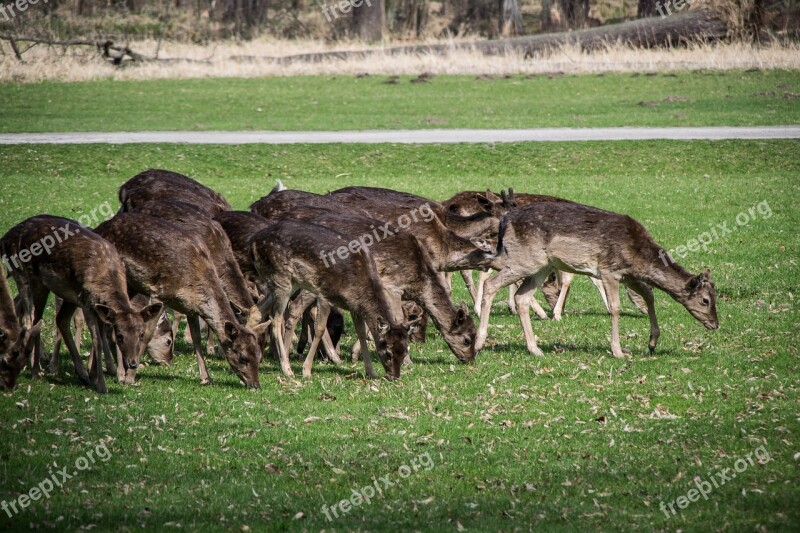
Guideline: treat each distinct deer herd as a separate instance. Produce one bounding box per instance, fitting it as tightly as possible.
[0,169,719,393]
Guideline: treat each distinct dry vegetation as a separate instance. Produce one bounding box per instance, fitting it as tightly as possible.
[1,38,798,83]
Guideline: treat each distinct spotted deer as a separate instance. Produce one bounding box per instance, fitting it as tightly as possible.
[250,220,416,380]
[0,215,162,393]
[0,267,40,391]
[273,208,478,369]
[475,202,719,357]
[95,213,266,387]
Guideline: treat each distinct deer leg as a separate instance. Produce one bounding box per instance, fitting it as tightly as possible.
[507,281,518,315]
[297,308,312,355]
[171,310,183,341]
[444,271,453,294]
[268,288,294,378]
[100,324,125,383]
[27,285,49,379]
[83,310,108,394]
[473,270,491,317]
[321,330,342,364]
[514,277,544,356]
[187,314,212,385]
[625,279,659,353]
[625,286,649,314]
[284,291,314,354]
[352,314,378,379]
[591,277,610,313]
[351,336,362,362]
[476,269,526,351]
[55,300,91,386]
[600,274,626,358]
[552,271,574,321]
[460,270,478,302]
[302,301,332,378]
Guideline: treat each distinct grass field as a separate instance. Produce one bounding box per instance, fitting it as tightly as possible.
[1,70,800,133]
[0,139,798,531]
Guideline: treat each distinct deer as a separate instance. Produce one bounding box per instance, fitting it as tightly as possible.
[0,215,163,393]
[443,189,647,319]
[475,202,719,358]
[250,220,416,380]
[212,210,344,362]
[271,208,477,368]
[0,266,41,391]
[49,296,173,372]
[94,213,266,388]
[118,169,232,214]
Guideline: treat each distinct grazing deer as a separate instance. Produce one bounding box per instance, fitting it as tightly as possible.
[130,294,174,365]
[95,213,266,387]
[119,169,231,214]
[475,203,719,357]
[250,220,415,380]
[274,209,478,366]
[1,216,162,393]
[444,189,646,319]
[0,267,40,391]
[213,210,343,361]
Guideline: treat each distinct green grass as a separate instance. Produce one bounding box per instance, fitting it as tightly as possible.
[1,70,799,133]
[0,140,798,532]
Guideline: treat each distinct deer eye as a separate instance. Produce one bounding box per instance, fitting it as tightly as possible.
[165,339,172,347]
[463,337,471,346]
[238,355,249,365]
[701,298,710,306]
[116,335,124,345]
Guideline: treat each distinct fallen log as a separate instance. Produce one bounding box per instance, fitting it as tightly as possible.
[273,10,729,63]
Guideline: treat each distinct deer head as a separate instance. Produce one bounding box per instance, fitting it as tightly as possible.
[0,322,41,391]
[96,302,164,370]
[146,312,174,365]
[374,317,415,380]
[220,321,262,388]
[683,270,719,330]
[447,301,477,363]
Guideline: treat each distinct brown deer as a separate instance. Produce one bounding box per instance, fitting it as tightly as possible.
[273,208,477,367]
[212,210,343,362]
[1,215,162,393]
[475,203,719,357]
[119,169,231,214]
[250,220,415,380]
[0,267,40,391]
[444,189,647,319]
[95,213,265,387]
[131,294,174,365]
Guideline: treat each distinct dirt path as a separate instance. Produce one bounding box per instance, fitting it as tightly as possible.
[1,127,799,145]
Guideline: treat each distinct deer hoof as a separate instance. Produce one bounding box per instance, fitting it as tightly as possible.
[200,377,213,385]
[95,383,108,394]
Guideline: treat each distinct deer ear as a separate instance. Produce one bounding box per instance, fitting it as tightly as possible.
[702,269,711,281]
[140,302,164,323]
[251,319,271,335]
[224,321,239,341]
[476,194,492,211]
[686,273,706,292]
[456,302,470,324]
[94,304,116,324]
[230,302,247,321]
[377,317,390,336]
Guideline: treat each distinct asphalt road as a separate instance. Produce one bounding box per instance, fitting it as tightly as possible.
[1,127,799,145]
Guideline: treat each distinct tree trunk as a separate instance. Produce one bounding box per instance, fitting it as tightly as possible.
[77,0,94,16]
[352,0,386,42]
[501,0,523,36]
[637,0,660,18]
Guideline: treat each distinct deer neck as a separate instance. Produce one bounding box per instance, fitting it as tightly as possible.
[640,255,693,305]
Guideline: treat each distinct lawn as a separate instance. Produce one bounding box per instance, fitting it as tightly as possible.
[1,70,799,133]
[0,140,798,531]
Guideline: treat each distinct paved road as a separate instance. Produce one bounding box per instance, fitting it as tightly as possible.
[1,127,799,145]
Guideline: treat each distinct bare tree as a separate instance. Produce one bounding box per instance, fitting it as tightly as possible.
[352,0,386,41]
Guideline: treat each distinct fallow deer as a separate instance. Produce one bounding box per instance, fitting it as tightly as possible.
[250,220,415,380]
[0,267,40,391]
[0,216,162,393]
[475,202,719,357]
[95,213,265,387]
[118,169,231,214]
[273,209,477,368]
[212,210,343,361]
